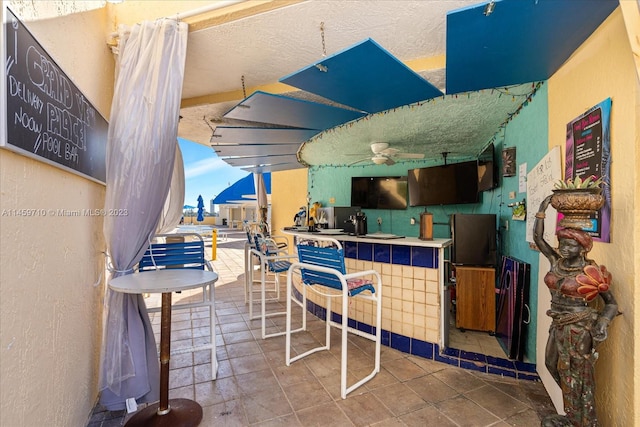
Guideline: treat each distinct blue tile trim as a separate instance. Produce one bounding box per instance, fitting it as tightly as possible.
[291,286,539,382]
[390,332,411,353]
[487,356,516,370]
[344,241,357,259]
[460,359,487,373]
[331,312,342,324]
[391,245,411,265]
[411,246,435,268]
[373,243,391,263]
[515,360,537,373]
[460,350,487,363]
[339,240,443,268]
[439,345,460,358]
[410,339,433,359]
[358,322,373,335]
[357,242,373,261]
[435,352,460,367]
[381,329,391,347]
[517,372,541,381]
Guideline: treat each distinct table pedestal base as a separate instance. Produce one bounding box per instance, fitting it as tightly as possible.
[125,398,203,427]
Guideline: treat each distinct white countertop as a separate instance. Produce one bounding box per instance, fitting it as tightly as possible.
[281,228,452,248]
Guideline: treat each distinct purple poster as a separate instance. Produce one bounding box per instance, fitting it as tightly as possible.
[565,98,611,242]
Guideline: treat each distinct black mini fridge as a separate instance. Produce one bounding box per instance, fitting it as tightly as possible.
[450,214,497,267]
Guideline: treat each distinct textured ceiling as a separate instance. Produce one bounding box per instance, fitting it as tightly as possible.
[179,0,457,99]
[176,0,481,155]
[171,0,617,171]
[299,83,541,167]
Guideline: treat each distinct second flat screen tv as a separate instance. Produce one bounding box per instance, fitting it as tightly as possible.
[351,176,408,210]
[408,161,479,206]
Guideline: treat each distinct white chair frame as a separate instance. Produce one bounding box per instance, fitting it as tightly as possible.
[243,226,289,304]
[249,234,303,339]
[285,236,382,399]
[141,232,217,380]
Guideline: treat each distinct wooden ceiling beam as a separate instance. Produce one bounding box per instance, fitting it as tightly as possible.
[183,0,305,33]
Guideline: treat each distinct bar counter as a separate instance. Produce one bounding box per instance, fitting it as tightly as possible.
[281,229,452,356]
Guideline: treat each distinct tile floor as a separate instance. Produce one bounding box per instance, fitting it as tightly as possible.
[448,319,506,359]
[88,229,556,426]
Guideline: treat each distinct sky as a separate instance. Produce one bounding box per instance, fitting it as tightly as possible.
[178,138,249,213]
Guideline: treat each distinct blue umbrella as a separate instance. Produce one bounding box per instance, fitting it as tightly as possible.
[196,195,205,222]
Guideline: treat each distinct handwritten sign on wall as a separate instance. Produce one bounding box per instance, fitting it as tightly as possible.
[526,146,561,244]
[2,8,107,183]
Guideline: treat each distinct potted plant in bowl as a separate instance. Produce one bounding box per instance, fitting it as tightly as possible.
[551,175,605,229]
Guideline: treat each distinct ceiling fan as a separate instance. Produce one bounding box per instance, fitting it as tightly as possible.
[348,142,425,166]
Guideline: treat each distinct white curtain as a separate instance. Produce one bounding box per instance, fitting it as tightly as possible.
[156,144,186,234]
[100,19,188,411]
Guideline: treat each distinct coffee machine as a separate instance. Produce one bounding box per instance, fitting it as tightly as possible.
[348,212,368,236]
[316,206,362,233]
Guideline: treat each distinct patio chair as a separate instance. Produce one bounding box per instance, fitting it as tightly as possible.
[248,233,302,339]
[285,236,382,399]
[243,223,289,304]
[138,232,217,380]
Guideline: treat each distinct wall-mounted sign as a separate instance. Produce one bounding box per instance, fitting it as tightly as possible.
[526,146,561,245]
[1,7,107,183]
[565,98,611,242]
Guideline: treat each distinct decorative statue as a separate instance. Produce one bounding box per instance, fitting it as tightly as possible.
[534,195,619,427]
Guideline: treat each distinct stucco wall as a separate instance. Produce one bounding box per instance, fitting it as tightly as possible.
[546,8,638,426]
[0,3,113,426]
[271,169,308,251]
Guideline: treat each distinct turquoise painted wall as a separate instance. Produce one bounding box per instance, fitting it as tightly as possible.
[309,158,482,238]
[492,83,549,363]
[307,83,549,362]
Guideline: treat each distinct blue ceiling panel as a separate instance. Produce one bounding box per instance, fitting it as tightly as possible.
[279,38,444,114]
[223,91,365,129]
[445,0,618,94]
[211,126,318,144]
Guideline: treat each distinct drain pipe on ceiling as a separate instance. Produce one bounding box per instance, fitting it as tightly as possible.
[106,0,249,47]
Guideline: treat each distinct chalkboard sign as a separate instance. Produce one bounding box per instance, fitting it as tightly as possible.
[2,7,107,183]
[526,146,561,244]
[565,98,611,242]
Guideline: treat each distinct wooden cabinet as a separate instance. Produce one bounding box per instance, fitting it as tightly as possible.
[455,266,496,333]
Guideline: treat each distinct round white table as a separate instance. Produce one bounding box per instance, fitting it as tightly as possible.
[109,269,218,427]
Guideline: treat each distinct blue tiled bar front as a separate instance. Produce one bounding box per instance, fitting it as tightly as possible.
[283,232,450,347]
[283,232,539,380]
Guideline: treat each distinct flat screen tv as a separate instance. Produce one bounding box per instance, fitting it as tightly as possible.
[477,143,497,191]
[408,161,479,206]
[351,176,408,210]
